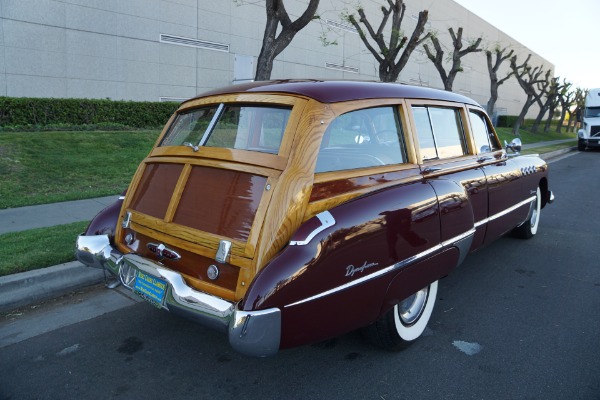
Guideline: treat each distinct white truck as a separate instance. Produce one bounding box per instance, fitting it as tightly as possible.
[578,88,600,151]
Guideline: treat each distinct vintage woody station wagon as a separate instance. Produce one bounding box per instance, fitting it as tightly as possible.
[76,80,554,357]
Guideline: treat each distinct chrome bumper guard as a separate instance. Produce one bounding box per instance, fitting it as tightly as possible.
[76,234,281,357]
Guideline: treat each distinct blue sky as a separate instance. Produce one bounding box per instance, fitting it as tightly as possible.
[452,0,600,90]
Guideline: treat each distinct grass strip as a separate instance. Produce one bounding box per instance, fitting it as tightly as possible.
[522,141,577,155]
[0,221,89,277]
[0,130,159,209]
[495,127,576,145]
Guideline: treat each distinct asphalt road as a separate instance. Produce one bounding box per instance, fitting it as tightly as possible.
[1,151,599,400]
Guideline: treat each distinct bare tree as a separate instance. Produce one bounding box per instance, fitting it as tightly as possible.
[555,80,574,134]
[345,0,430,82]
[485,46,514,116]
[255,0,320,81]
[542,78,569,133]
[531,76,558,133]
[568,88,586,132]
[509,54,546,135]
[423,27,482,91]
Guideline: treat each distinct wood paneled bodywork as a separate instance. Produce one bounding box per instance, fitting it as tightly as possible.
[83,81,552,351]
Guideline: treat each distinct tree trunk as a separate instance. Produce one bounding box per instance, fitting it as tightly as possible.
[255,34,278,81]
[487,82,499,116]
[556,108,567,133]
[254,0,320,81]
[543,105,556,133]
[513,96,534,136]
[531,106,546,133]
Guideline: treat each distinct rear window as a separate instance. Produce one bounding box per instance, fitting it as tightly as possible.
[161,104,291,154]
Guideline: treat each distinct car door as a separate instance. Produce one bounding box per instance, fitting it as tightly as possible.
[408,102,488,255]
[467,108,529,245]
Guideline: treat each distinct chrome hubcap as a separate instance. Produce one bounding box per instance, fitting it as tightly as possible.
[530,209,538,228]
[530,192,540,228]
[398,286,429,325]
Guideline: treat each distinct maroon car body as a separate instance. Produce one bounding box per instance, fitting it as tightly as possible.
[76,80,553,356]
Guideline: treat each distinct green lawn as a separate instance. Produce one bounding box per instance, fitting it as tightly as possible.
[0,130,159,209]
[0,221,89,276]
[495,126,576,145]
[0,126,578,276]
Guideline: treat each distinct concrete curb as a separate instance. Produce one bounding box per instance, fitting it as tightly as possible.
[540,146,577,161]
[0,261,104,312]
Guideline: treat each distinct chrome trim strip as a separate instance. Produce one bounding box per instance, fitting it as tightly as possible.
[285,228,476,308]
[121,211,131,229]
[289,211,336,246]
[229,308,281,357]
[118,196,126,200]
[198,103,225,147]
[473,195,536,228]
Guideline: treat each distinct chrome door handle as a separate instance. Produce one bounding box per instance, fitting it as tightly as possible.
[422,167,441,174]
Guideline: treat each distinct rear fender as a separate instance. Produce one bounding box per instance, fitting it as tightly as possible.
[242,181,442,348]
[82,191,126,243]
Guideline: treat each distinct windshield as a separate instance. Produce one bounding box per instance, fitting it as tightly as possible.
[161,104,291,154]
[584,107,600,118]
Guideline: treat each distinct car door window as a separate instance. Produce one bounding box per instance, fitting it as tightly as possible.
[412,106,467,160]
[470,111,500,153]
[315,107,407,173]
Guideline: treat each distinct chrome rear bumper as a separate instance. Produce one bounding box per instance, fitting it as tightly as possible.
[76,234,280,357]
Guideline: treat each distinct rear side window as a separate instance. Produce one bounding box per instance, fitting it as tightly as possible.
[412,106,467,161]
[315,106,407,173]
[469,111,500,153]
[161,104,291,154]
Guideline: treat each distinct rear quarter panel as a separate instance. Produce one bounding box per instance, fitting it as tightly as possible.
[242,181,443,348]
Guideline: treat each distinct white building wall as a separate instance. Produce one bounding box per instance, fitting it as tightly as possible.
[0,0,553,117]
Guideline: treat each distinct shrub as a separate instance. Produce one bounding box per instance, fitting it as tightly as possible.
[0,97,179,129]
[496,115,519,127]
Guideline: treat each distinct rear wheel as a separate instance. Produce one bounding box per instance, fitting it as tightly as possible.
[364,281,438,351]
[512,186,541,239]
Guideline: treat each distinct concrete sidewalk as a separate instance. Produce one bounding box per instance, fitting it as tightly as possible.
[0,196,119,312]
[0,195,119,235]
[0,144,578,312]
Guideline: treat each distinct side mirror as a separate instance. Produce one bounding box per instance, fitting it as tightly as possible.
[504,138,522,154]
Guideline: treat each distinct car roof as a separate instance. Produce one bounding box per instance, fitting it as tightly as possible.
[186,80,481,107]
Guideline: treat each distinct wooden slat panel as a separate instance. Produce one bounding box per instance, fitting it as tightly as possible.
[149,147,288,170]
[130,211,246,256]
[173,167,267,242]
[164,164,191,223]
[144,156,280,178]
[128,163,184,220]
[252,99,335,272]
[128,219,253,269]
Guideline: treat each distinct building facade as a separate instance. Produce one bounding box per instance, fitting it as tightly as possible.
[0,0,553,116]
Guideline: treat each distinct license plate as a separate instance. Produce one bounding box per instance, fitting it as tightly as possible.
[133,270,167,307]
